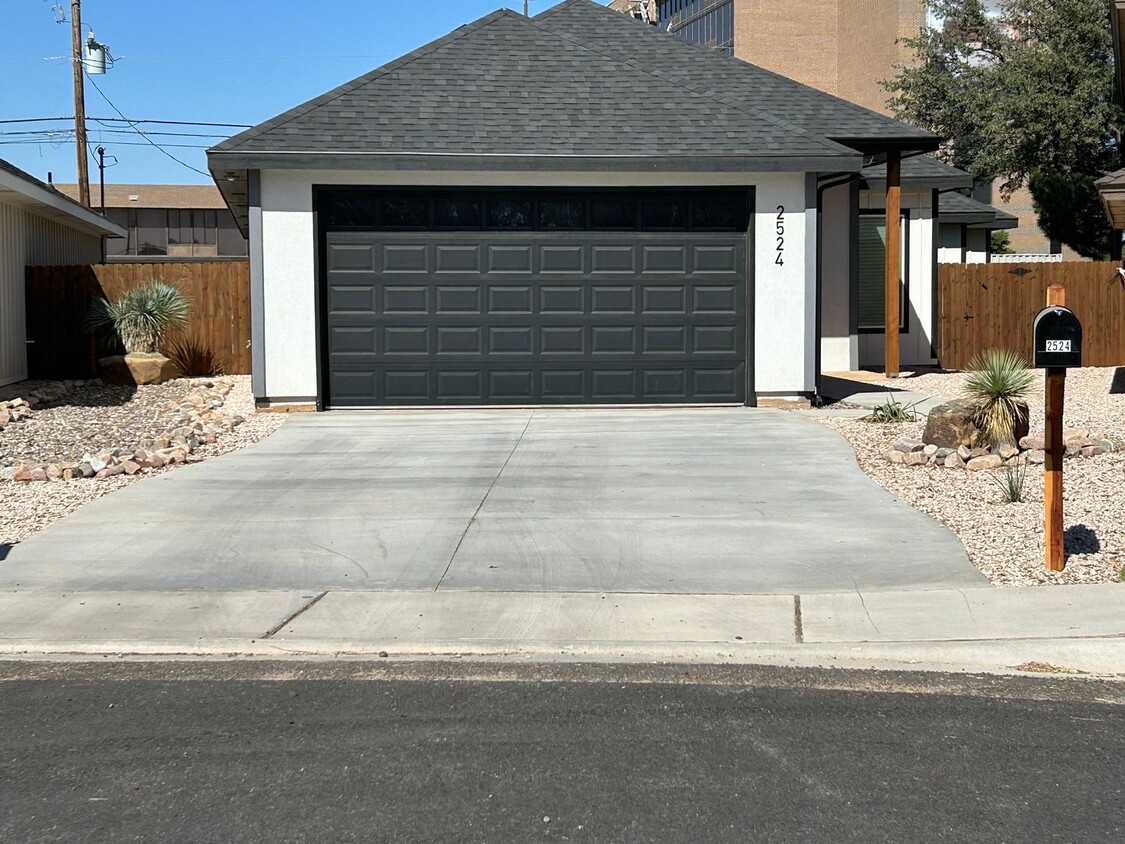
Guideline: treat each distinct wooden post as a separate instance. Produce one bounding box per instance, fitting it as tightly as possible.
[884,150,901,377]
[1044,283,1066,572]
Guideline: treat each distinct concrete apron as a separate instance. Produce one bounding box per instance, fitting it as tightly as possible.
[1,585,1122,677]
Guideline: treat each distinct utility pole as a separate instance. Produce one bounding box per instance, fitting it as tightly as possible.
[523,0,529,15]
[71,0,90,207]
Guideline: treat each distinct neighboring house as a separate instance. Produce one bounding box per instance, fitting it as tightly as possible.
[208,0,969,410]
[608,0,657,22]
[55,184,247,260]
[0,158,125,387]
[936,192,1017,265]
[1096,2,1125,237]
[651,0,925,114]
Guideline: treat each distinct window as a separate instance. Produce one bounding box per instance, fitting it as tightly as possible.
[379,196,428,228]
[539,197,586,230]
[640,195,687,229]
[103,207,247,258]
[590,197,635,229]
[691,193,746,231]
[857,213,908,332]
[434,197,482,228]
[486,197,533,229]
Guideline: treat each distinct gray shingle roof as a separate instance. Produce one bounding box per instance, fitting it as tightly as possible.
[534,0,940,150]
[862,156,973,189]
[210,0,943,176]
[938,192,1018,229]
[211,8,852,168]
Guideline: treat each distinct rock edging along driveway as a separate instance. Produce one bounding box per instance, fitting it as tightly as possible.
[6,379,246,482]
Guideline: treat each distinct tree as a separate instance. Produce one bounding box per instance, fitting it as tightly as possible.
[886,0,1123,259]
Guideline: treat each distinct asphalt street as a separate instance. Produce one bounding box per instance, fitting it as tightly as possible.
[1,662,1122,843]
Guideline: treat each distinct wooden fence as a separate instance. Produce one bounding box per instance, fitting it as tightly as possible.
[24,261,251,380]
[937,261,1125,370]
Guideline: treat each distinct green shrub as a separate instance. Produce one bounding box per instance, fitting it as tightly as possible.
[865,395,919,423]
[989,462,1027,504]
[964,349,1034,447]
[85,282,190,354]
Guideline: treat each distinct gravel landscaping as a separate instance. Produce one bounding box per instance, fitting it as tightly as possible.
[816,366,1125,586]
[0,376,285,547]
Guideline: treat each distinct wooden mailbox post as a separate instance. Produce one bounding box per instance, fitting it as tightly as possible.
[1032,285,1083,572]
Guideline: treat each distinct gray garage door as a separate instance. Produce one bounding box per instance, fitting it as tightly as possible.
[320,190,749,406]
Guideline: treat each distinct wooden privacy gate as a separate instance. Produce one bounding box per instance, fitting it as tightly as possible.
[24,262,251,380]
[937,261,1125,370]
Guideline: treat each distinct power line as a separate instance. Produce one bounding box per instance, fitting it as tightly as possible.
[82,72,212,177]
[0,117,252,128]
[1,128,231,139]
[0,139,211,149]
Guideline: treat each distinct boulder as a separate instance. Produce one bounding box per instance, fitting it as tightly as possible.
[967,454,1004,471]
[903,451,930,467]
[998,444,1019,460]
[944,451,966,469]
[892,437,925,454]
[98,353,181,386]
[1027,450,1046,465]
[922,399,987,449]
[1020,435,1046,451]
[1081,445,1107,458]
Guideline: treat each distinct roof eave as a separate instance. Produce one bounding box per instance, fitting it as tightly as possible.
[0,166,126,238]
[206,150,863,174]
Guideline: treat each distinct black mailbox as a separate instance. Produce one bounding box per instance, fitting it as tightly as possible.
[1033,306,1082,368]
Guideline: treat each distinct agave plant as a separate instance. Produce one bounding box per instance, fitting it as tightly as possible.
[964,348,1034,448]
[85,282,190,354]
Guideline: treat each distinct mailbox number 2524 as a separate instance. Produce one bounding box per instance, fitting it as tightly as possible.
[775,206,785,266]
[1043,340,1072,352]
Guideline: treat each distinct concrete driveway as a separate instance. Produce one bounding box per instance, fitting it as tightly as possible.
[0,409,984,594]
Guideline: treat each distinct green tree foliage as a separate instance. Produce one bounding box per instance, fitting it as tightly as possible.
[886,0,1122,259]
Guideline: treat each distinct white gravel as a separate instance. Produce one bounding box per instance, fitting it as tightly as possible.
[816,367,1125,586]
[0,376,285,548]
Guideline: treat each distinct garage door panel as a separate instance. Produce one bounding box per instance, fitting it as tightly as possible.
[435,245,481,273]
[489,286,534,314]
[540,245,585,273]
[322,195,748,406]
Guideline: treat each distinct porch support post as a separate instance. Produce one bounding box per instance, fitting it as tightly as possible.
[884,149,901,377]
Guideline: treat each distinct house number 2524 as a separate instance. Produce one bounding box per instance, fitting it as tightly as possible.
[775,206,785,266]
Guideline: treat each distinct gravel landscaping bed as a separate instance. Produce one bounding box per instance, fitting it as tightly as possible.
[816,366,1125,586]
[0,376,285,547]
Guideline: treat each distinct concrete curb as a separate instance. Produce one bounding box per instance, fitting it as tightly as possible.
[0,585,1121,676]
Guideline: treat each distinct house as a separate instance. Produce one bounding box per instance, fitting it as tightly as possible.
[0,158,126,387]
[208,0,965,410]
[1095,2,1125,240]
[936,193,1018,265]
[54,184,247,260]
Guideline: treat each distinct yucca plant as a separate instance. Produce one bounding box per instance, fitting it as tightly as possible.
[964,348,1034,448]
[866,394,919,423]
[85,282,190,354]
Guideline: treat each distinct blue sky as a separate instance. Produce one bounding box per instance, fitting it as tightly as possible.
[1,1,611,186]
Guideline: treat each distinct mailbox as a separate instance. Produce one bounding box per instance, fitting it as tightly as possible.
[1033,306,1082,369]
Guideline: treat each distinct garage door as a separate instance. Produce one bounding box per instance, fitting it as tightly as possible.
[319,190,750,406]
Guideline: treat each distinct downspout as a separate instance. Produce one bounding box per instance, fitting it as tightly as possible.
[815,172,861,404]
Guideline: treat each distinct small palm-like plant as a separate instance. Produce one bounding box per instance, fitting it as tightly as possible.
[964,348,1034,448]
[85,282,190,354]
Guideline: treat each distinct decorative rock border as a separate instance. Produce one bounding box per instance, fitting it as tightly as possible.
[7,379,245,482]
[0,380,97,430]
[885,429,1116,470]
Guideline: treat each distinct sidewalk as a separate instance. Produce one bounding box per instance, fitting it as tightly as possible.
[1,584,1121,676]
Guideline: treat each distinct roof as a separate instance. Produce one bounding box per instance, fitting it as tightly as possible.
[0,158,126,238]
[209,5,857,173]
[54,183,227,210]
[209,1,938,169]
[533,1,939,152]
[862,157,974,190]
[938,192,1018,229]
[1096,167,1125,228]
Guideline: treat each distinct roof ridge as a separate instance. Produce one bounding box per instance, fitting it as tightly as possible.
[211,9,519,153]
[538,0,936,144]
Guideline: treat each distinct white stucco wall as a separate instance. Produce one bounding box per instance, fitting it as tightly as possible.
[857,189,937,369]
[256,168,818,403]
[819,181,857,373]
